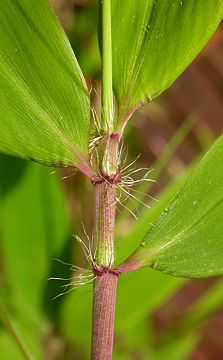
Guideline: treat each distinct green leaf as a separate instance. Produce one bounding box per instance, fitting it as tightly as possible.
[111,0,223,130]
[0,0,90,168]
[122,135,223,278]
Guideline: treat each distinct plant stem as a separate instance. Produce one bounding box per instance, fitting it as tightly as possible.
[101,0,113,133]
[91,2,118,359]
[91,272,118,360]
[91,181,118,360]
[94,181,116,266]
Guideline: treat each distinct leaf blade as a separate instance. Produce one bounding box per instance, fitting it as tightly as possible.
[0,0,90,168]
[121,135,223,278]
[111,0,223,130]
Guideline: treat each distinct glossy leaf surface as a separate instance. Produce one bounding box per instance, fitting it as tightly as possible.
[111,0,223,130]
[0,0,90,168]
[123,135,223,278]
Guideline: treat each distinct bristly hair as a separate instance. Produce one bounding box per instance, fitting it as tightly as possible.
[116,151,158,219]
[48,223,108,300]
[48,227,96,300]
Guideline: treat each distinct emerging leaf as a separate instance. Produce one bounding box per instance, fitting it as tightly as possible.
[0,0,90,169]
[120,135,223,278]
[111,0,223,131]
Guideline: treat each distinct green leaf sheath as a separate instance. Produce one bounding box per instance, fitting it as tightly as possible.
[122,135,223,278]
[0,0,90,168]
[111,0,223,131]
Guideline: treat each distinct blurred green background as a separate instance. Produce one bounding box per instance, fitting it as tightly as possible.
[0,1,223,359]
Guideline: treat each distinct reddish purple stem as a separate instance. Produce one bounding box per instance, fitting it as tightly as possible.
[91,273,119,360]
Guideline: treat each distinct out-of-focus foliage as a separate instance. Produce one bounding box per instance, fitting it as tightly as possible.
[0,156,72,359]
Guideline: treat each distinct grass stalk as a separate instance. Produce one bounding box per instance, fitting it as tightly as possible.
[91,272,118,360]
[101,0,113,133]
[94,181,116,267]
[91,181,118,360]
[91,2,119,358]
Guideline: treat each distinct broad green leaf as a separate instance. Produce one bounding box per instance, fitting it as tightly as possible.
[111,0,223,130]
[122,135,223,278]
[0,0,90,168]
